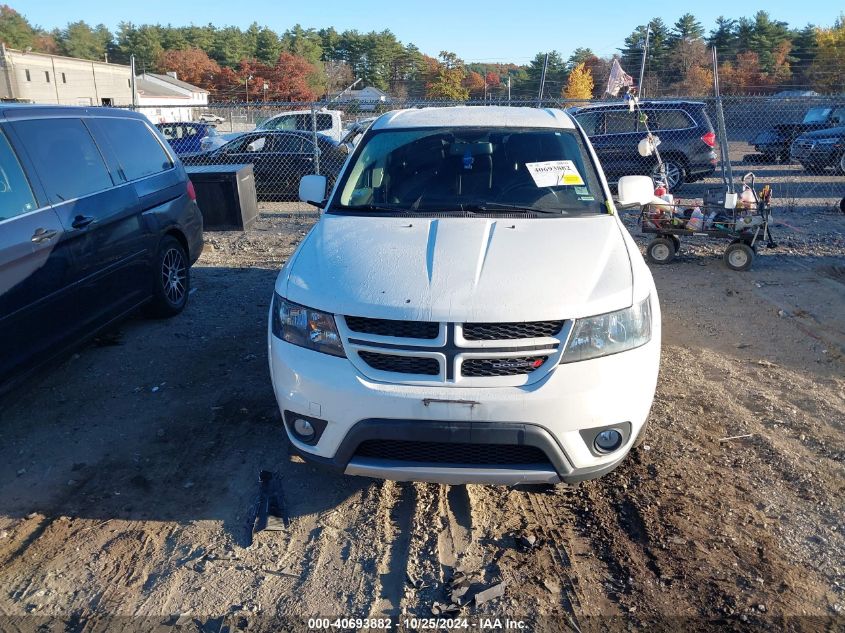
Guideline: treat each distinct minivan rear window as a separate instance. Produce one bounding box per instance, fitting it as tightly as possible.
[13,118,113,202]
[95,118,173,181]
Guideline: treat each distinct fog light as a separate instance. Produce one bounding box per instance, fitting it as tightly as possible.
[594,429,623,453]
[293,418,315,440]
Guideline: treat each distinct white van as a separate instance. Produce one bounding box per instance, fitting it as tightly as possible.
[268,106,661,485]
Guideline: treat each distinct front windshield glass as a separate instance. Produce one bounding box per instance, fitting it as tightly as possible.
[332,126,606,215]
[802,108,831,124]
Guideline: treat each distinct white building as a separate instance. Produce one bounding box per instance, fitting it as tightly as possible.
[0,47,209,124]
[335,86,391,111]
[136,72,209,123]
[0,44,132,106]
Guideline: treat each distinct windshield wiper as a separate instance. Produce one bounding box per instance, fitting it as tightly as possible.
[463,203,562,215]
[334,203,403,213]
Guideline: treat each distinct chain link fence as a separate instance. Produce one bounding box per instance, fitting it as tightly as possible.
[135,96,844,215]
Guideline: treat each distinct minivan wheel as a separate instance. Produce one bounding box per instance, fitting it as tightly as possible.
[645,237,676,265]
[838,152,845,175]
[651,160,686,191]
[147,236,190,318]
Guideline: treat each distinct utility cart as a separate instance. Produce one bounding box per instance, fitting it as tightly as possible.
[640,173,776,271]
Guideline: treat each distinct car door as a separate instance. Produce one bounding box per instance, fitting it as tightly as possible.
[10,116,146,330]
[0,125,79,382]
[217,133,285,196]
[87,116,182,300]
[594,108,641,179]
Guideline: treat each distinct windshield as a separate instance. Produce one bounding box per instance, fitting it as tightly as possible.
[332,126,606,216]
[802,107,831,124]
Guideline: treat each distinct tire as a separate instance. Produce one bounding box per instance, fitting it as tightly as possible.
[839,152,845,176]
[723,241,754,272]
[633,419,650,449]
[147,235,190,318]
[669,235,681,253]
[651,159,686,191]
[645,237,676,265]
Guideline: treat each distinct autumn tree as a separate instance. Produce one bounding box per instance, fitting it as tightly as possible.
[158,48,222,87]
[425,51,468,100]
[0,5,36,48]
[720,51,767,93]
[808,18,845,93]
[462,70,485,98]
[564,62,594,100]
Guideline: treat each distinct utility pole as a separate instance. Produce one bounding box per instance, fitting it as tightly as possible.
[537,53,549,108]
[507,76,511,105]
[637,25,650,100]
[130,55,137,109]
[245,74,252,119]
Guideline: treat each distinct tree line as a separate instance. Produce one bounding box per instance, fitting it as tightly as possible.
[0,5,842,102]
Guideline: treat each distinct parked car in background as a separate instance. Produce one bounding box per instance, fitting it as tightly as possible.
[223,109,345,144]
[752,104,845,162]
[156,122,226,156]
[790,126,845,174]
[340,116,377,147]
[570,100,717,191]
[0,105,203,388]
[269,106,661,485]
[199,111,226,124]
[181,130,345,200]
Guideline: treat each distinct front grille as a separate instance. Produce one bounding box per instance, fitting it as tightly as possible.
[345,316,439,340]
[462,356,548,377]
[354,439,552,466]
[463,321,564,340]
[358,351,439,375]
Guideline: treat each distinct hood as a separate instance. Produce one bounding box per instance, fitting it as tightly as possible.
[773,122,826,134]
[800,125,845,139]
[282,214,634,322]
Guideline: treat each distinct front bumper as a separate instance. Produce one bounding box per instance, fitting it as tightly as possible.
[790,143,842,166]
[269,321,660,485]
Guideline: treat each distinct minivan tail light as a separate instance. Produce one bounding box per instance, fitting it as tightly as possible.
[187,180,196,201]
[701,132,716,148]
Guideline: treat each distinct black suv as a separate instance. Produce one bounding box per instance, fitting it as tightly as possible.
[0,105,203,387]
[790,126,845,174]
[570,101,718,191]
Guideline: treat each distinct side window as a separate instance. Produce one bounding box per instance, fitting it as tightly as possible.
[573,111,602,136]
[236,135,269,153]
[274,135,305,153]
[0,131,38,221]
[12,118,113,202]
[268,116,296,131]
[604,111,637,134]
[316,114,333,131]
[654,110,693,131]
[95,118,173,181]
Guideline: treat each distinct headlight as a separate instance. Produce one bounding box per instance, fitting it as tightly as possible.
[271,294,345,357]
[561,296,652,363]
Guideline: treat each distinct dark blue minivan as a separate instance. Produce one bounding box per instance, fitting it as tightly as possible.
[0,105,203,387]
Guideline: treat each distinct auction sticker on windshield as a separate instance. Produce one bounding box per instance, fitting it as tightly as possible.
[525,160,585,187]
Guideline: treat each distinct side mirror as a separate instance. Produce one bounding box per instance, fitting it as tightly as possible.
[299,174,328,208]
[616,175,655,207]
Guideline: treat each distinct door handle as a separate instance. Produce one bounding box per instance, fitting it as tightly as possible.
[31,228,59,243]
[71,215,95,229]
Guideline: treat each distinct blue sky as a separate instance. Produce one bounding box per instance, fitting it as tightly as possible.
[14,0,844,62]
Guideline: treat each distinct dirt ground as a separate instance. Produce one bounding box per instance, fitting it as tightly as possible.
[0,197,843,632]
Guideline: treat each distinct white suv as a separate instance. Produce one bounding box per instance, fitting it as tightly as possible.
[268,106,661,485]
